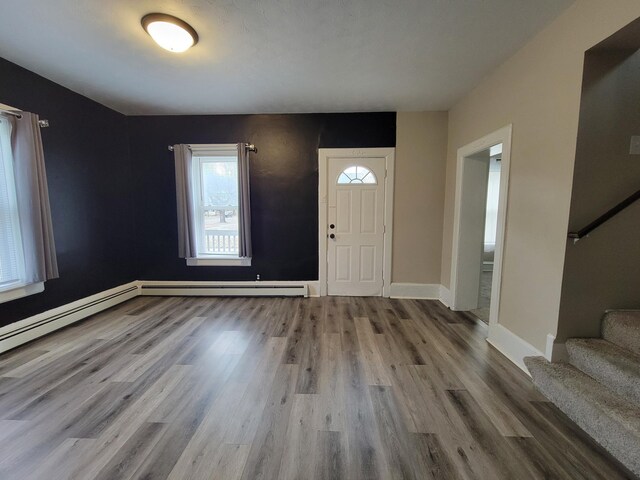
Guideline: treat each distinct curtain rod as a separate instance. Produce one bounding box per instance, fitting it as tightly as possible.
[168,143,256,153]
[0,107,50,128]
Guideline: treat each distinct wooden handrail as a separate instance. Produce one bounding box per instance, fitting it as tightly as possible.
[568,189,640,242]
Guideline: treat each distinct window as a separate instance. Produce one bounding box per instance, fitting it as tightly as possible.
[337,165,377,184]
[188,144,250,266]
[0,115,44,302]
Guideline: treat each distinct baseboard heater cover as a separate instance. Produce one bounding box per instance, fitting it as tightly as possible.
[0,280,311,355]
[140,283,309,297]
[0,282,139,354]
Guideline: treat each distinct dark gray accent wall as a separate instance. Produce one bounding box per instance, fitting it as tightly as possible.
[127,113,395,282]
[0,58,136,328]
[0,56,396,328]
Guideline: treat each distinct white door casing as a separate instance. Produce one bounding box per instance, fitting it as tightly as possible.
[319,148,395,297]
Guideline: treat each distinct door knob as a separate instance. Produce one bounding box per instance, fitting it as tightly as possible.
[329,224,335,229]
[329,233,335,239]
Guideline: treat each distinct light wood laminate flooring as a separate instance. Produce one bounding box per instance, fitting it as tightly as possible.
[0,296,634,479]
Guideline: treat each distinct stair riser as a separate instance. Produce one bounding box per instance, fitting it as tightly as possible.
[602,311,640,356]
[567,345,640,406]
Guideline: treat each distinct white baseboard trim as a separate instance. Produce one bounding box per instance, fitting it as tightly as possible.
[388,283,455,304]
[306,281,321,297]
[389,283,441,300]
[139,280,318,298]
[439,286,451,307]
[487,323,544,375]
[0,281,140,355]
[469,315,489,331]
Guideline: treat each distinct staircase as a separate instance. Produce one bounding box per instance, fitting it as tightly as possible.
[525,310,640,477]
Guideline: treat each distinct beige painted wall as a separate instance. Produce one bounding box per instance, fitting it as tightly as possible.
[393,111,448,284]
[440,0,640,352]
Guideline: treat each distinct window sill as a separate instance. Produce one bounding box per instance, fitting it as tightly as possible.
[186,257,252,267]
[0,282,44,304]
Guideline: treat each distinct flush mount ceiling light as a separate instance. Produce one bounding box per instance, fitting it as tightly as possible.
[141,13,198,53]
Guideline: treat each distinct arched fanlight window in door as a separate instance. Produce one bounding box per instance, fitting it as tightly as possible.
[337,165,377,184]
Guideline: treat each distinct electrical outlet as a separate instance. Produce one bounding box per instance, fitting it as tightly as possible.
[256,274,260,281]
[630,136,640,155]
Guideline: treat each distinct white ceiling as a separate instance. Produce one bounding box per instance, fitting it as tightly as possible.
[0,0,574,115]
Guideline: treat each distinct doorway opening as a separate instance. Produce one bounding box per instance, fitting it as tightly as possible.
[470,144,502,322]
[450,125,512,328]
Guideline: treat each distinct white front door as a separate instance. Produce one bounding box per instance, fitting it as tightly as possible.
[327,157,386,296]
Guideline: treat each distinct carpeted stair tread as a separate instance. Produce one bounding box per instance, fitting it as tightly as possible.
[567,338,640,406]
[603,310,640,356]
[524,356,640,476]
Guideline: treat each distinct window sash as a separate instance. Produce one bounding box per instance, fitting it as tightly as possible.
[191,149,240,258]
